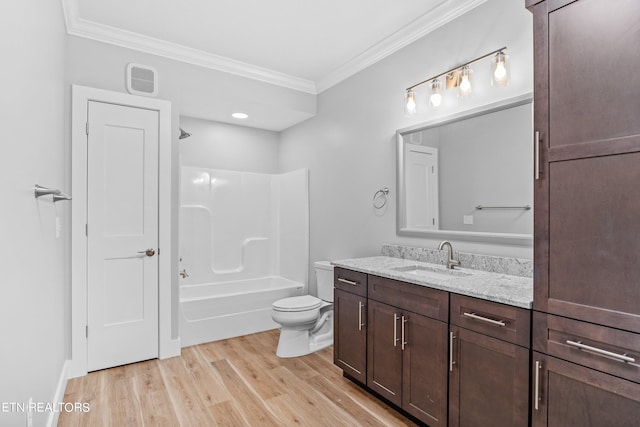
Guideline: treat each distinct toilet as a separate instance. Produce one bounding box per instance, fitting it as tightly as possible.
[271,261,334,358]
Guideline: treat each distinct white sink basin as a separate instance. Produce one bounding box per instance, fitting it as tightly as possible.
[392,265,472,281]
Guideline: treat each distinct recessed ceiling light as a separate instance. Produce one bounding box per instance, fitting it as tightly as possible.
[232,112,248,119]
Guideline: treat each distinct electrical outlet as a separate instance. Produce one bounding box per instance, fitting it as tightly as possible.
[26,398,33,427]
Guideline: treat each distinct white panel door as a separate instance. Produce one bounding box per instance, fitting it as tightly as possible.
[405,144,439,230]
[87,101,159,372]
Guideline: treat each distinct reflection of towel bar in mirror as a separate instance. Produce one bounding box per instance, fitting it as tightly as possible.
[475,205,531,211]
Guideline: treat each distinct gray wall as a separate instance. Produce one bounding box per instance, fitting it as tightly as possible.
[179,117,280,173]
[279,0,534,296]
[0,1,67,426]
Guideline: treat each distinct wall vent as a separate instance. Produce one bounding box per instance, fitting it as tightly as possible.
[126,63,158,97]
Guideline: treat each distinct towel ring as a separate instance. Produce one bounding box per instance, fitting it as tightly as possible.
[373,188,390,209]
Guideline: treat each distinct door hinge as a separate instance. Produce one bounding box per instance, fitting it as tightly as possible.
[432,166,435,173]
[433,218,435,225]
[85,224,88,236]
[85,325,88,338]
[85,122,89,135]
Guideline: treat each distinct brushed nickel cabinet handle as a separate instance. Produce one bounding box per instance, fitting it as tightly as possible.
[401,315,407,351]
[534,361,541,411]
[338,278,358,286]
[358,301,365,331]
[449,332,456,371]
[463,312,506,327]
[566,339,636,363]
[393,313,399,347]
[535,131,541,180]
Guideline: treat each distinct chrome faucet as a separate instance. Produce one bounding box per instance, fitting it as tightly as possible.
[179,269,189,278]
[438,241,460,270]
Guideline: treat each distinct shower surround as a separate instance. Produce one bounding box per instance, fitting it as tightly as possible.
[179,167,308,346]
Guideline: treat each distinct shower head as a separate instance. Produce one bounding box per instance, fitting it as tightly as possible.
[179,128,192,139]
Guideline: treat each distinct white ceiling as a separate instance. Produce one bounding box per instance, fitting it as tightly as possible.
[63,0,487,94]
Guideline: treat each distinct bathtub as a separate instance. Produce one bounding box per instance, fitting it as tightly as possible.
[179,276,304,347]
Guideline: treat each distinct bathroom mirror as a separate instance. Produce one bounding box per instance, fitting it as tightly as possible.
[396,93,533,245]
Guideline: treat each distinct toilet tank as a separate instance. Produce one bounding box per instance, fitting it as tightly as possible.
[314,261,334,302]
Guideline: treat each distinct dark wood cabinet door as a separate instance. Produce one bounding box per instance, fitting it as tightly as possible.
[402,313,448,426]
[532,352,640,427]
[333,289,367,384]
[367,299,403,406]
[449,326,530,427]
[532,0,640,333]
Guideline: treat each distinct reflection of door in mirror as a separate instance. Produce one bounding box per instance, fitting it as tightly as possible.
[405,144,439,230]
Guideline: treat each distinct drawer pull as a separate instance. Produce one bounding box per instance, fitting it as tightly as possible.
[338,277,358,286]
[358,301,365,331]
[463,312,506,327]
[566,339,636,363]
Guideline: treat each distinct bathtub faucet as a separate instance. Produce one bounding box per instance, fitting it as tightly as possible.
[179,269,189,278]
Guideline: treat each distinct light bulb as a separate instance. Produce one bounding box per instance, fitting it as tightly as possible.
[406,96,416,111]
[458,67,472,97]
[429,78,443,109]
[404,90,417,116]
[460,76,471,93]
[494,62,507,81]
[491,52,510,87]
[430,93,442,108]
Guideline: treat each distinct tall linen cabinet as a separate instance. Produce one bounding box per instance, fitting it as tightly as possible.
[527,0,640,425]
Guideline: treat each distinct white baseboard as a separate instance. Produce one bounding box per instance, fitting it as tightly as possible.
[46,360,70,427]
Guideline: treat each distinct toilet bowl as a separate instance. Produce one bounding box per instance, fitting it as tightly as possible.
[271,261,334,358]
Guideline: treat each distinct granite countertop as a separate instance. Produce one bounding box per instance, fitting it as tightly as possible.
[331,256,533,309]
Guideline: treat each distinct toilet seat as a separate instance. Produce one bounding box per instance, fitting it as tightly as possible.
[273,295,322,312]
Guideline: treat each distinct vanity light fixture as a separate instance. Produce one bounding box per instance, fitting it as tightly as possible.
[404,46,508,114]
[232,112,249,119]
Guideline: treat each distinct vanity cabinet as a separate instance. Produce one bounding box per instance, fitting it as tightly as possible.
[448,295,531,427]
[528,0,640,424]
[333,268,367,384]
[367,275,449,426]
[333,268,533,426]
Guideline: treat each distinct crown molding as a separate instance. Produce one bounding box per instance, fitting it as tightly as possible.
[61,0,317,94]
[61,0,486,96]
[316,0,488,93]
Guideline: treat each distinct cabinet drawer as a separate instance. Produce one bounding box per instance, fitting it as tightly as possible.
[451,294,531,348]
[367,275,448,322]
[533,312,640,384]
[334,267,367,297]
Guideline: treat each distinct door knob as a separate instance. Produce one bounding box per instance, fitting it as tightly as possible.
[138,248,156,257]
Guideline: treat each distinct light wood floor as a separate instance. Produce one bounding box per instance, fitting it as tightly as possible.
[58,329,416,426]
